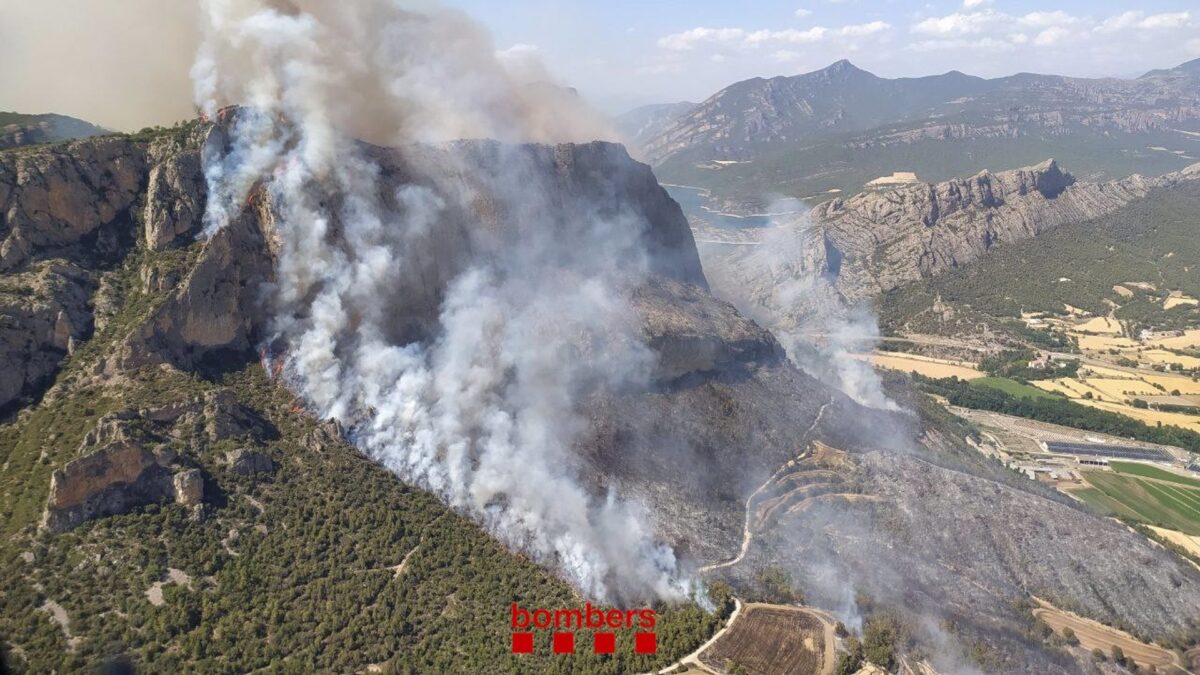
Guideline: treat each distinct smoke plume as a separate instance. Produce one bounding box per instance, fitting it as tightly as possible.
[194,0,687,603]
[699,207,899,411]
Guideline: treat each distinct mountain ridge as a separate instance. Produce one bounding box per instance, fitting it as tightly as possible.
[0,112,107,150]
[640,59,1200,209]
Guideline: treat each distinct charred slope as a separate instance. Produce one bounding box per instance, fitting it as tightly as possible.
[0,120,1198,672]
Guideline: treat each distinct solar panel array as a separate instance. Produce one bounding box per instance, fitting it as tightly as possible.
[1044,441,1170,462]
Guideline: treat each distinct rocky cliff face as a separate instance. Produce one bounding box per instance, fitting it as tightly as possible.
[814,159,1197,301]
[0,128,209,410]
[705,159,1200,330]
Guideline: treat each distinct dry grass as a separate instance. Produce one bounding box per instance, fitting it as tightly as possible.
[1075,334,1140,351]
[1149,526,1200,560]
[1076,399,1200,431]
[1142,374,1200,395]
[1147,329,1200,350]
[1081,364,1141,379]
[1141,350,1200,370]
[1084,378,1159,400]
[1032,599,1183,671]
[1164,294,1199,310]
[1076,317,1122,334]
[861,353,982,380]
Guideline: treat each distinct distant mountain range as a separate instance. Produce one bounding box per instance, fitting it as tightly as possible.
[624,59,1200,212]
[1142,56,1200,79]
[614,101,697,152]
[0,112,106,150]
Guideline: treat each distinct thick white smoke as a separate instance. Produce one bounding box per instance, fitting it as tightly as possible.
[194,0,686,602]
[701,207,900,411]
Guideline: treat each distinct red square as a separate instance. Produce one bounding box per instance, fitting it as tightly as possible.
[553,632,575,654]
[635,632,657,654]
[511,632,534,654]
[593,632,615,654]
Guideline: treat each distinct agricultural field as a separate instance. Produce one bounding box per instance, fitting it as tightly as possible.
[972,377,1060,401]
[1028,365,1200,433]
[1147,329,1200,350]
[1079,400,1200,433]
[859,352,983,380]
[698,605,829,675]
[1072,467,1200,535]
[1075,334,1140,351]
[1164,294,1199,310]
[1108,462,1200,488]
[1141,350,1200,370]
[1141,374,1200,395]
[1075,316,1123,334]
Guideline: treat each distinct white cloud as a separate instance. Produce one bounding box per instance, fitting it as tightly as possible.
[912,11,992,36]
[962,0,990,7]
[1189,38,1200,56]
[1140,11,1191,30]
[908,37,1014,52]
[839,21,890,37]
[1033,26,1071,47]
[795,8,812,18]
[658,21,885,53]
[657,27,747,51]
[710,54,727,63]
[1097,11,1193,33]
[1018,11,1079,28]
[747,27,829,44]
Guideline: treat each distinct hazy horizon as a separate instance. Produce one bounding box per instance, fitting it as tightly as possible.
[1,0,1197,129]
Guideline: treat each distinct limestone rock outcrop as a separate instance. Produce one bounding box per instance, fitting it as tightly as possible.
[41,389,277,531]
[809,159,1190,301]
[0,262,93,409]
[226,449,275,476]
[42,441,178,532]
[704,160,1200,331]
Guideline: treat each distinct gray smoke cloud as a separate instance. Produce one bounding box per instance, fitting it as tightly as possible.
[699,206,899,411]
[194,0,689,603]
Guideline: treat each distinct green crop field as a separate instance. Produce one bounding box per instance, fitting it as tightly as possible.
[971,377,1060,402]
[1109,462,1200,489]
[1079,471,1200,535]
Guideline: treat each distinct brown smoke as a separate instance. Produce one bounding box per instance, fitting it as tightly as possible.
[0,0,199,130]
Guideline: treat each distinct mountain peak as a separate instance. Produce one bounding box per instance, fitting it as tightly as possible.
[819,59,867,76]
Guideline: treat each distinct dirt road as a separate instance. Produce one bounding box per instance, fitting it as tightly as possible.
[700,398,833,574]
[1032,598,1185,672]
[655,599,743,674]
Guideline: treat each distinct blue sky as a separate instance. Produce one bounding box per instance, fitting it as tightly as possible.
[447,0,1200,113]
[0,1,1196,129]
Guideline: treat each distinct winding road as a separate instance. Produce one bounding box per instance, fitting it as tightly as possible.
[650,397,838,675]
[700,397,833,574]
